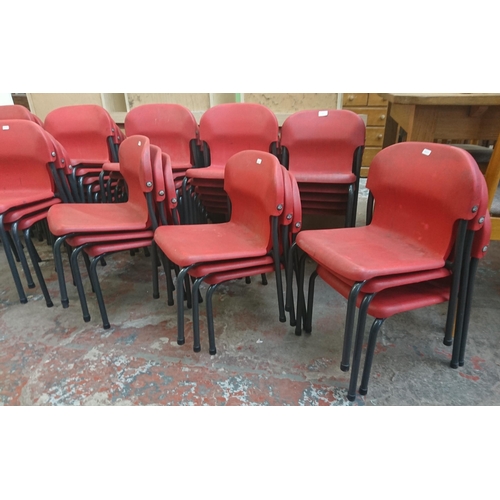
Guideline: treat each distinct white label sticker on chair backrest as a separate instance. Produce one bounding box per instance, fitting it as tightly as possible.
[256,158,262,164]
[2,125,9,130]
[422,148,431,156]
[318,110,328,117]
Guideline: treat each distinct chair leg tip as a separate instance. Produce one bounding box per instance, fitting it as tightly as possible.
[83,316,91,322]
[347,394,356,402]
[20,298,28,304]
[46,301,54,308]
[28,284,36,289]
[177,339,185,346]
[340,363,350,372]
[443,339,453,347]
[153,293,160,300]
[62,301,69,309]
[459,361,464,367]
[167,300,174,306]
[193,346,201,353]
[209,349,216,355]
[103,323,111,329]
[359,388,368,396]
[450,362,459,369]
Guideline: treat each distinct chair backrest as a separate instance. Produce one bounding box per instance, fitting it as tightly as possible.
[44,104,119,165]
[0,119,57,196]
[0,104,44,126]
[124,103,198,169]
[118,135,154,220]
[367,142,483,259]
[199,103,279,168]
[280,109,366,177]
[224,150,284,249]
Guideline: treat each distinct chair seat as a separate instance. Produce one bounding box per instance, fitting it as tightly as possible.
[47,203,150,236]
[296,225,447,282]
[185,165,225,180]
[0,191,57,214]
[154,222,271,267]
[292,171,356,184]
[66,230,154,247]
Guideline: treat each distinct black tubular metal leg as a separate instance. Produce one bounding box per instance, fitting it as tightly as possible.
[192,276,208,353]
[11,221,35,289]
[341,281,367,372]
[70,244,91,323]
[286,243,297,324]
[150,243,160,300]
[53,234,73,308]
[271,217,286,323]
[347,293,375,402]
[0,215,27,304]
[443,220,468,346]
[176,265,195,345]
[346,184,355,228]
[294,252,308,336]
[304,269,318,334]
[89,254,110,329]
[458,258,480,367]
[359,318,386,396]
[450,229,475,368]
[23,227,53,308]
[206,283,222,355]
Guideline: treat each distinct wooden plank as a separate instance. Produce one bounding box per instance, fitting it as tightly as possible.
[27,93,103,121]
[365,127,385,147]
[368,94,388,106]
[378,93,500,106]
[244,93,338,112]
[345,107,387,127]
[126,93,210,112]
[343,93,368,106]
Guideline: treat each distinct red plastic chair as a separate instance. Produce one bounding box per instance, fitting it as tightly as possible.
[44,104,125,202]
[187,167,302,354]
[280,109,366,227]
[313,212,491,401]
[0,119,63,305]
[182,103,280,223]
[47,135,158,314]
[65,146,180,328]
[124,103,201,189]
[292,141,484,376]
[154,149,285,348]
[0,104,44,126]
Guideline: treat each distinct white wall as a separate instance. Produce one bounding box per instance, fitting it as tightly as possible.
[0,93,13,105]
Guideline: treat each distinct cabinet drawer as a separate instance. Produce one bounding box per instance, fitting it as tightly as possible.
[361,147,381,167]
[368,94,388,106]
[343,93,368,106]
[350,107,387,127]
[365,127,385,147]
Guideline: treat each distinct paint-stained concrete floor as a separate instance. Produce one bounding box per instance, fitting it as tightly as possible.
[1,185,500,406]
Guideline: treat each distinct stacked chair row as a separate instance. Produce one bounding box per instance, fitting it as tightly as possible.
[0,102,493,403]
[123,102,366,227]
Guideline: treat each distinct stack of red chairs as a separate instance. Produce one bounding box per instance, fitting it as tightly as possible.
[182,103,280,223]
[44,104,125,203]
[46,135,179,329]
[154,150,289,353]
[291,141,488,401]
[0,119,65,306]
[280,109,366,228]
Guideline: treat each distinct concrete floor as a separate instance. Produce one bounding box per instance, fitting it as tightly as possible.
[1,184,500,406]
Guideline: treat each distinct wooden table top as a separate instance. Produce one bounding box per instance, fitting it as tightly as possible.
[378,93,500,106]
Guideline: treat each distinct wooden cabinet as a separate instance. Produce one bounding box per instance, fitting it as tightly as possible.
[342,93,389,176]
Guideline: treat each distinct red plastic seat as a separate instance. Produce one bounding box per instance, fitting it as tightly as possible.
[154,149,285,349]
[182,103,280,223]
[0,119,62,305]
[44,104,125,202]
[280,109,366,227]
[292,141,484,380]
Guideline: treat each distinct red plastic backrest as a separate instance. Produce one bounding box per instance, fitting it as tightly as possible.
[150,145,165,204]
[0,104,43,126]
[280,109,366,175]
[0,120,55,194]
[125,104,198,168]
[199,103,279,168]
[289,171,303,235]
[44,105,115,164]
[118,136,153,217]
[367,142,482,258]
[224,150,284,249]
